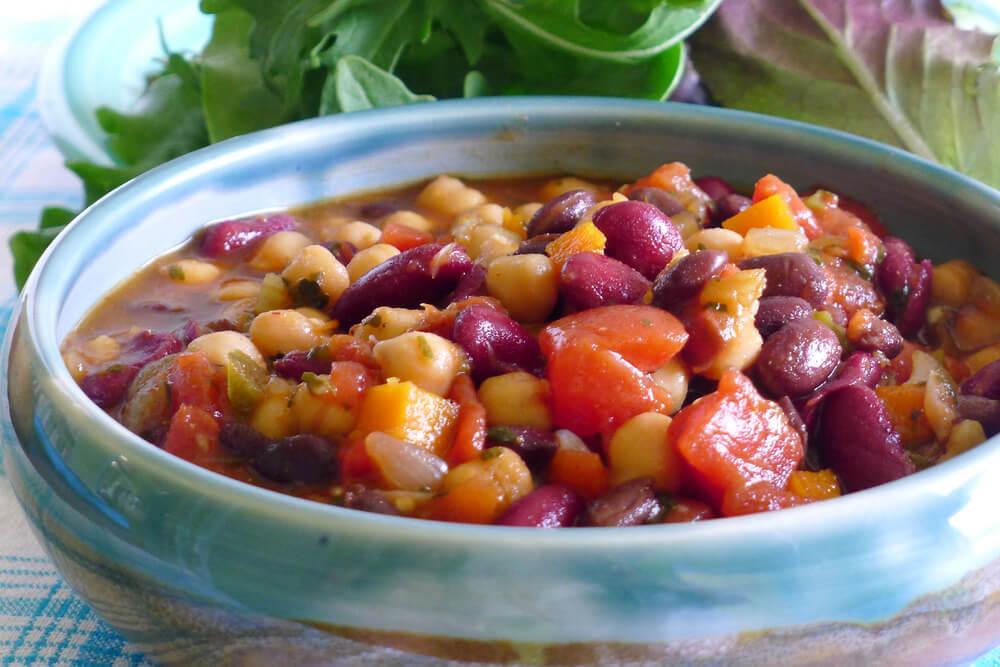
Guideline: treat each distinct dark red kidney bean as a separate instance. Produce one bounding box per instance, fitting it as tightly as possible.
[651,249,728,312]
[526,190,596,237]
[220,420,272,458]
[342,486,399,516]
[326,240,357,266]
[486,425,557,466]
[452,305,543,381]
[957,395,1000,436]
[199,213,297,258]
[876,236,915,301]
[627,186,685,217]
[693,176,735,202]
[80,330,184,408]
[80,366,139,409]
[515,233,561,256]
[592,201,683,279]
[273,351,333,382]
[332,243,473,326]
[359,201,400,219]
[756,319,842,397]
[820,385,915,492]
[496,485,584,527]
[755,296,813,339]
[715,194,752,224]
[582,478,663,527]
[739,252,832,309]
[961,360,1000,400]
[853,316,904,358]
[895,259,932,337]
[174,319,207,345]
[123,330,184,368]
[445,263,487,304]
[252,434,337,484]
[560,252,650,312]
[798,351,883,428]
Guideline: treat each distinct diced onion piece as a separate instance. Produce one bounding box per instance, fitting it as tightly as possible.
[365,432,448,492]
[907,350,943,386]
[554,429,589,452]
[924,367,958,443]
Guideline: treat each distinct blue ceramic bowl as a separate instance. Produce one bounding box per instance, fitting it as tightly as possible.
[5,99,1000,666]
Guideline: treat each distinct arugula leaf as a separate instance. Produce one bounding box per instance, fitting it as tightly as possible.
[322,55,434,114]
[310,1,434,71]
[691,0,1000,187]
[10,221,66,290]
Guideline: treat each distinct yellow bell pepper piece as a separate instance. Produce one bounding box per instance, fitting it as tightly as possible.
[355,381,459,456]
[788,469,841,501]
[723,194,798,235]
[545,221,606,271]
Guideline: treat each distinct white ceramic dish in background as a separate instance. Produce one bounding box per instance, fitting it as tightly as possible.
[36,0,208,164]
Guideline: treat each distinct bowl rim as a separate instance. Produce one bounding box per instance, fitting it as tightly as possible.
[17,95,1000,547]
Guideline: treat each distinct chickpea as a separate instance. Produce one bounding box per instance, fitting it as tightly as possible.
[372,332,467,396]
[416,175,486,218]
[249,231,311,272]
[216,279,260,302]
[347,243,400,283]
[607,412,680,491]
[506,202,542,237]
[332,221,382,250]
[250,378,296,439]
[485,254,558,322]
[442,446,533,511]
[354,307,426,341]
[80,335,120,364]
[464,223,520,262]
[163,259,221,285]
[282,244,350,304]
[539,177,601,201]
[188,331,265,367]
[249,309,322,357]
[383,210,434,233]
[702,319,763,380]
[291,379,356,439]
[651,357,689,415]
[478,372,552,430]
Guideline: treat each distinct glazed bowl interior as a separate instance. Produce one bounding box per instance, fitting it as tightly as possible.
[11,98,1000,650]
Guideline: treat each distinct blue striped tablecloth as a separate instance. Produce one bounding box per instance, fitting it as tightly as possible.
[0,3,998,666]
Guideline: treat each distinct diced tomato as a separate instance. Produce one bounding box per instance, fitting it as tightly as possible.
[327,361,374,411]
[540,305,688,372]
[669,371,804,512]
[807,186,889,238]
[163,405,221,464]
[680,308,729,374]
[547,341,671,437]
[753,174,823,240]
[547,448,609,500]
[625,162,713,220]
[380,222,433,252]
[167,352,227,418]
[721,481,811,517]
[446,374,487,465]
[339,438,375,483]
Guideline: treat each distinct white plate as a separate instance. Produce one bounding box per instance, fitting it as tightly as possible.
[37,0,209,165]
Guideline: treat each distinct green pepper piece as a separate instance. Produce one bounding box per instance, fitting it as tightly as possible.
[227,349,268,413]
[254,272,291,314]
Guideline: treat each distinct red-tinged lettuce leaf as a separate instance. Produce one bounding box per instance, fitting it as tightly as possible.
[691,0,1000,188]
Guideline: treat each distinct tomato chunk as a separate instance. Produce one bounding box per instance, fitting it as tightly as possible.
[753,174,822,240]
[446,374,488,465]
[540,305,688,372]
[381,222,433,252]
[167,352,227,418]
[163,404,221,465]
[547,341,671,437]
[721,481,810,517]
[669,371,804,512]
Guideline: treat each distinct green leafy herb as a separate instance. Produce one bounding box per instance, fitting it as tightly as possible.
[486,425,517,444]
[416,334,435,359]
[167,264,186,281]
[289,277,330,310]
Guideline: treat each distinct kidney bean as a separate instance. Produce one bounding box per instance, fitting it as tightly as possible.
[332,243,473,326]
[853,316,904,358]
[820,384,915,492]
[798,351,883,428]
[739,252,832,309]
[582,478,663,527]
[79,330,184,408]
[452,305,543,381]
[486,425,557,466]
[756,319,842,397]
[174,319,207,345]
[962,360,1000,400]
[199,213,297,258]
[326,240,357,266]
[651,249,728,312]
[273,351,333,382]
[715,194,752,224]
[755,296,813,339]
[252,434,337,484]
[560,252,650,311]
[592,201,683,279]
[359,201,400,219]
[515,233,561,256]
[957,395,1000,436]
[445,264,487,304]
[693,176,735,202]
[80,367,140,409]
[526,190,596,237]
[627,186,685,217]
[496,485,584,527]
[895,259,932,337]
[876,237,915,300]
[342,486,400,516]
